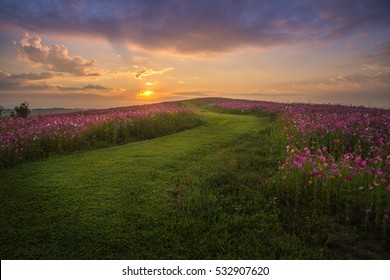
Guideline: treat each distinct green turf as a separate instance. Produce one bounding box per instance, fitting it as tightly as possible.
[1,105,387,259]
[0,110,265,258]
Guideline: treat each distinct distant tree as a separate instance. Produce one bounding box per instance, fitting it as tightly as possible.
[0,105,3,119]
[12,101,31,118]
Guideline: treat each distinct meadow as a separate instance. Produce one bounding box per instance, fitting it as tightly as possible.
[200,98,389,230]
[0,98,389,259]
[0,102,201,168]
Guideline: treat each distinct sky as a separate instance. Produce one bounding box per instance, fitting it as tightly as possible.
[0,0,389,108]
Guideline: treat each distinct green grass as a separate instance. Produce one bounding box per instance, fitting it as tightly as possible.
[1,110,201,168]
[0,103,388,259]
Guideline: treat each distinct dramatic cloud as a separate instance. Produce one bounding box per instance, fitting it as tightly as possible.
[128,65,173,79]
[17,33,100,76]
[1,0,389,54]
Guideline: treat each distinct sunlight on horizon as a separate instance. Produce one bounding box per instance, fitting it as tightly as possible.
[138,90,154,97]
[0,0,388,108]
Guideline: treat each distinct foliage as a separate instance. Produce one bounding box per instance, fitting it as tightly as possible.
[11,102,31,119]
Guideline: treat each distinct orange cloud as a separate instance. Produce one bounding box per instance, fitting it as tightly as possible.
[18,33,101,76]
[128,65,173,79]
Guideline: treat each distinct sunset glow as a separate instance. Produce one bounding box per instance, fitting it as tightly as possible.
[0,0,389,108]
[138,90,154,97]
[1,0,390,263]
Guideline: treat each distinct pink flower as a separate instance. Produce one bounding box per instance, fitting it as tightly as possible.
[354,156,361,163]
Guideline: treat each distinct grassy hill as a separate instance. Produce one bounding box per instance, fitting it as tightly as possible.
[0,102,388,259]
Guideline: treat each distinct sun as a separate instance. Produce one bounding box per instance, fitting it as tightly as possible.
[138,90,154,97]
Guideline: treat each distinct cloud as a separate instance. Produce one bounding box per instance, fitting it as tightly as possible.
[0,92,128,109]
[1,0,389,55]
[0,70,61,81]
[361,41,390,72]
[372,72,390,83]
[128,65,173,79]
[17,33,100,76]
[333,41,390,89]
[329,73,370,85]
[0,71,109,91]
[284,71,390,93]
[0,70,48,90]
[329,72,390,86]
[82,84,108,90]
[0,71,55,89]
[56,84,109,91]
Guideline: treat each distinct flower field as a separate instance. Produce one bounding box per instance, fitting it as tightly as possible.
[0,102,200,168]
[1,97,389,231]
[1,98,389,259]
[200,98,390,230]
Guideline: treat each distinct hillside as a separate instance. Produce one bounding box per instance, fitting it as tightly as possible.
[0,100,388,259]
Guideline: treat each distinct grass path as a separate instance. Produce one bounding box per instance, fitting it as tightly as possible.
[0,109,271,259]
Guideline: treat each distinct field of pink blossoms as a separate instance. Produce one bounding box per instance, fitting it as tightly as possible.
[1,97,389,229]
[201,98,390,228]
[0,102,199,168]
